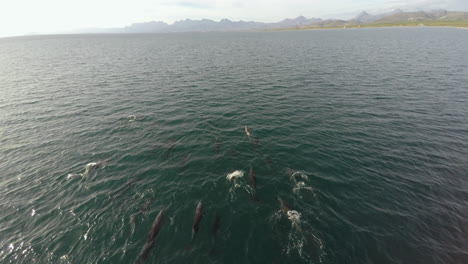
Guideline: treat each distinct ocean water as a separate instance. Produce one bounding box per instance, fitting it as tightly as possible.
[1,28,468,264]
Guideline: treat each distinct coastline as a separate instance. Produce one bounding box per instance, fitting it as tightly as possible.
[2,23,466,40]
[269,21,468,31]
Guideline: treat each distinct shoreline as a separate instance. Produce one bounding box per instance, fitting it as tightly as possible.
[268,24,468,32]
[2,24,467,40]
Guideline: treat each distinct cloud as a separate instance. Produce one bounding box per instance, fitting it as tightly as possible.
[383,0,468,11]
[162,1,213,9]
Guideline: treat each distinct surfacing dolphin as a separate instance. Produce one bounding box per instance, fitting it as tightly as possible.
[209,213,221,255]
[249,167,259,201]
[81,158,110,176]
[278,197,290,213]
[244,126,251,138]
[254,136,260,148]
[192,201,203,241]
[136,209,164,264]
[249,167,256,190]
[211,214,221,239]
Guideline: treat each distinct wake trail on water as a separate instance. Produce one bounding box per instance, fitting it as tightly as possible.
[272,209,307,258]
[272,203,325,263]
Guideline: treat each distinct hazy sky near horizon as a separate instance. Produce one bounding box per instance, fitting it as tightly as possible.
[0,0,466,37]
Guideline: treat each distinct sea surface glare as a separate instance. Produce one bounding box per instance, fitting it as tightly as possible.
[1,28,468,264]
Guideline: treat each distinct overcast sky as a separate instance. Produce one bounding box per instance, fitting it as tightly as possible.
[0,0,466,37]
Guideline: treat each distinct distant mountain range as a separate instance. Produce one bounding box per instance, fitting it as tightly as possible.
[300,10,468,28]
[118,16,324,33]
[76,10,468,34]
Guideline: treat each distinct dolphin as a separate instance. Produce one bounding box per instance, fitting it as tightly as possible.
[211,214,221,238]
[136,209,164,264]
[249,167,259,201]
[192,201,203,241]
[82,158,110,176]
[278,197,290,213]
[244,126,251,138]
[249,167,256,190]
[165,139,176,159]
[286,168,298,183]
[208,213,221,255]
[95,158,109,167]
[287,168,296,177]
[215,137,220,154]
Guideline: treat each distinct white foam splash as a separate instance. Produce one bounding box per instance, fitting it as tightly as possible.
[290,171,315,199]
[293,181,314,193]
[85,162,98,168]
[287,210,302,232]
[227,170,251,200]
[290,171,309,181]
[287,210,301,222]
[59,254,72,264]
[31,209,36,216]
[270,210,284,226]
[67,162,100,179]
[67,173,80,180]
[84,229,90,240]
[82,162,98,176]
[228,184,248,200]
[299,173,309,181]
[283,209,307,259]
[79,160,108,177]
[287,232,305,257]
[127,115,137,122]
[297,181,306,188]
[226,170,244,181]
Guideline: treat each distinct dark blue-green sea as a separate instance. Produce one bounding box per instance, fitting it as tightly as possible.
[1,27,468,264]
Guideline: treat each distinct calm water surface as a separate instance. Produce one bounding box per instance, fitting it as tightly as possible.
[1,28,468,264]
